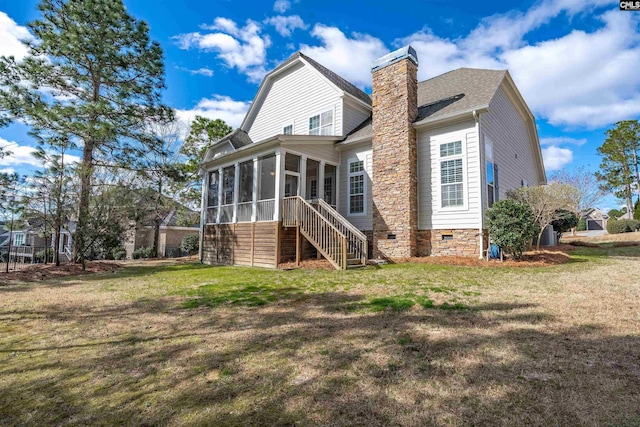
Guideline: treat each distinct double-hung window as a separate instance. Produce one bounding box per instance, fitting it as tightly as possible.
[485,141,495,208]
[348,159,365,215]
[13,233,25,246]
[440,141,464,208]
[283,124,293,135]
[309,110,333,135]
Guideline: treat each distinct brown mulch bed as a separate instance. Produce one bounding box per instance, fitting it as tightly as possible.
[280,247,574,270]
[0,261,123,282]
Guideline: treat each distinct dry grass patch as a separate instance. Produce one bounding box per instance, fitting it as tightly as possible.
[1,248,640,426]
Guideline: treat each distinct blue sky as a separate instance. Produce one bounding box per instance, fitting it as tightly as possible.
[1,0,639,209]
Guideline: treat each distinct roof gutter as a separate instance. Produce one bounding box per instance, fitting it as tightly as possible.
[412,105,489,129]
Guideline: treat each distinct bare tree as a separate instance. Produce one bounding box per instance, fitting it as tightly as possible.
[549,166,605,235]
[508,183,578,251]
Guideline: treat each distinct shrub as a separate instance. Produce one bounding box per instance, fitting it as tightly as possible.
[551,209,579,240]
[635,199,640,221]
[577,217,587,231]
[180,234,199,256]
[607,219,640,234]
[132,246,154,259]
[111,246,126,260]
[486,199,536,260]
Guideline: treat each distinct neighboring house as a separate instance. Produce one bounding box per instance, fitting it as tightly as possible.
[124,209,199,259]
[0,224,49,262]
[618,210,633,220]
[199,46,546,269]
[583,208,609,230]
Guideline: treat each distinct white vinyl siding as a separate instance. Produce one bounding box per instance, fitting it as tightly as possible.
[417,120,481,230]
[247,62,343,142]
[338,144,373,230]
[343,98,371,135]
[480,85,541,207]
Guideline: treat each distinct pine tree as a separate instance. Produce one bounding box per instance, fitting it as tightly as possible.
[596,120,640,214]
[0,0,171,268]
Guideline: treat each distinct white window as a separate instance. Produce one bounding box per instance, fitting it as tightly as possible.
[13,233,25,246]
[440,141,464,208]
[485,141,495,208]
[283,124,293,135]
[348,159,365,215]
[309,110,333,136]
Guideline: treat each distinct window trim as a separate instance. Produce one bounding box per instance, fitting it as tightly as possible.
[282,122,294,135]
[438,140,468,211]
[13,232,25,246]
[347,157,366,216]
[307,107,334,136]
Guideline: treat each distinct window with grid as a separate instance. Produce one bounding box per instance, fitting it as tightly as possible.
[309,110,333,135]
[440,141,464,208]
[349,159,365,214]
[283,124,293,135]
[13,233,25,246]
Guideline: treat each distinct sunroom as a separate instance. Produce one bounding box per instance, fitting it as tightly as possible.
[200,130,367,269]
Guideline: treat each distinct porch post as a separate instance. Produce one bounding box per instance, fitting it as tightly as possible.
[274,149,282,221]
[216,167,223,224]
[251,157,258,222]
[199,170,208,262]
[300,155,307,199]
[319,160,326,201]
[232,161,240,223]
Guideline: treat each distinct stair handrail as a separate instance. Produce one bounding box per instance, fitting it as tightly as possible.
[283,196,348,270]
[316,198,368,264]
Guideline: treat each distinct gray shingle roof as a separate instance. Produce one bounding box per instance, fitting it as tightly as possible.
[416,68,506,121]
[342,68,506,143]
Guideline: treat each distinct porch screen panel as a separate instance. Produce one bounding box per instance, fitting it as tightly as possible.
[257,154,276,221]
[237,160,254,222]
[324,164,336,206]
[220,166,235,223]
[306,159,319,199]
[207,170,219,223]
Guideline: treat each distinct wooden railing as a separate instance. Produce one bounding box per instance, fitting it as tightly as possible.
[317,199,368,265]
[282,196,367,270]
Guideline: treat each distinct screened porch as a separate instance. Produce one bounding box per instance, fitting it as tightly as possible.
[204,150,338,225]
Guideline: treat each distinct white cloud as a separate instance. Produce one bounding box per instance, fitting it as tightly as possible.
[0,12,32,61]
[539,137,587,146]
[542,145,573,171]
[273,0,291,13]
[0,167,15,175]
[176,66,215,77]
[396,0,640,128]
[0,138,81,169]
[300,25,388,88]
[175,95,250,130]
[174,18,270,83]
[265,15,307,37]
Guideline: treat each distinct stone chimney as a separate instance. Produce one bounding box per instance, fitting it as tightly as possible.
[371,46,419,259]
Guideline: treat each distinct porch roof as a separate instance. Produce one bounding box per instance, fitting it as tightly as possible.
[201,134,342,170]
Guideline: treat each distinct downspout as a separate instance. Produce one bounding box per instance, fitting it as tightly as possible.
[473,110,484,259]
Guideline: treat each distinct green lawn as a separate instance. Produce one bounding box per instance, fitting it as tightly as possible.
[1,246,640,426]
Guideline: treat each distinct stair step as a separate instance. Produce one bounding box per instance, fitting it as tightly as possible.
[347,258,362,266]
[347,263,365,269]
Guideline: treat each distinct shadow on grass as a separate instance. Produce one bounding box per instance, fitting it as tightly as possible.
[2,291,639,426]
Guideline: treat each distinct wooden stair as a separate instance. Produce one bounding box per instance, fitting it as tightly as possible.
[283,196,368,270]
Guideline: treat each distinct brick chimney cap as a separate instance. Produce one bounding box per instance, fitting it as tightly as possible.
[371,46,418,73]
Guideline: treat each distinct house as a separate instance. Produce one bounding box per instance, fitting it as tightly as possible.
[124,209,199,259]
[582,208,609,230]
[199,46,546,269]
[0,224,50,263]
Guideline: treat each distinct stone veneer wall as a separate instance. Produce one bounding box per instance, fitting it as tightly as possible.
[371,57,419,259]
[417,229,488,257]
